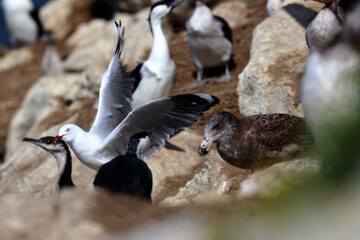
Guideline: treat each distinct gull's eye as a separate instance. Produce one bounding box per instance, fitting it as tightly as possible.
[66,128,70,132]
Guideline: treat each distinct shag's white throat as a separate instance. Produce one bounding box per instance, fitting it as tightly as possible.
[131,0,183,109]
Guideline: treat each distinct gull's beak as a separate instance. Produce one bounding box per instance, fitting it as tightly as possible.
[53,135,64,143]
[198,137,214,156]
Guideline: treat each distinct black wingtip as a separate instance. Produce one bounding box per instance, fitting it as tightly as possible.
[164,140,186,152]
[114,20,124,56]
[211,95,220,105]
[169,94,220,114]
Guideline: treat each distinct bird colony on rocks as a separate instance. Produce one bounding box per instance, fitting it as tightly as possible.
[0,0,359,238]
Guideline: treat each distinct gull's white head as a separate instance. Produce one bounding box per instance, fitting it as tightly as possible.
[56,124,81,143]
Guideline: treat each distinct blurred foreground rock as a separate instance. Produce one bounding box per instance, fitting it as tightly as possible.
[0,189,164,240]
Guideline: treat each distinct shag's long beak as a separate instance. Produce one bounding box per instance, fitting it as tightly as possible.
[198,137,214,156]
[23,137,42,147]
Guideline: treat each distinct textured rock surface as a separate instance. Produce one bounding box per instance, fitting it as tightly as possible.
[147,131,205,203]
[4,74,94,160]
[40,0,93,39]
[0,48,33,72]
[237,1,322,116]
[63,7,153,71]
[238,156,321,198]
[213,1,250,29]
[161,151,251,206]
[0,189,164,240]
[119,7,154,69]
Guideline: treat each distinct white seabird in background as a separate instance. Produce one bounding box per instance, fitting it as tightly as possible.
[2,0,44,46]
[306,0,342,50]
[41,31,63,75]
[131,0,184,109]
[182,0,233,90]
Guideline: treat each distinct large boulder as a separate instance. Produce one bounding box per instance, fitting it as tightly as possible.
[238,156,321,198]
[0,48,33,72]
[213,1,251,29]
[40,0,93,40]
[161,149,320,206]
[63,7,153,72]
[0,189,162,240]
[4,73,96,161]
[237,1,322,116]
[160,150,250,206]
[147,130,208,203]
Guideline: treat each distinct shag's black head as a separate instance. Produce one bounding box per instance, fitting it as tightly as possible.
[150,0,184,12]
[148,0,185,33]
[23,136,74,190]
[125,132,151,157]
[23,136,68,154]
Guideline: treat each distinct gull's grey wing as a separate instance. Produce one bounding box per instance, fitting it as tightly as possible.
[90,21,134,138]
[102,94,219,159]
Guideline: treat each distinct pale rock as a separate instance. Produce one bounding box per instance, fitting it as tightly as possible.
[63,35,117,72]
[63,7,153,72]
[239,156,321,198]
[147,130,206,203]
[116,0,152,12]
[213,1,250,29]
[113,12,136,30]
[40,0,93,39]
[115,212,208,240]
[66,19,113,49]
[4,73,95,161]
[66,15,135,49]
[0,48,33,72]
[121,7,154,68]
[160,150,250,206]
[237,2,322,116]
[0,189,159,240]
